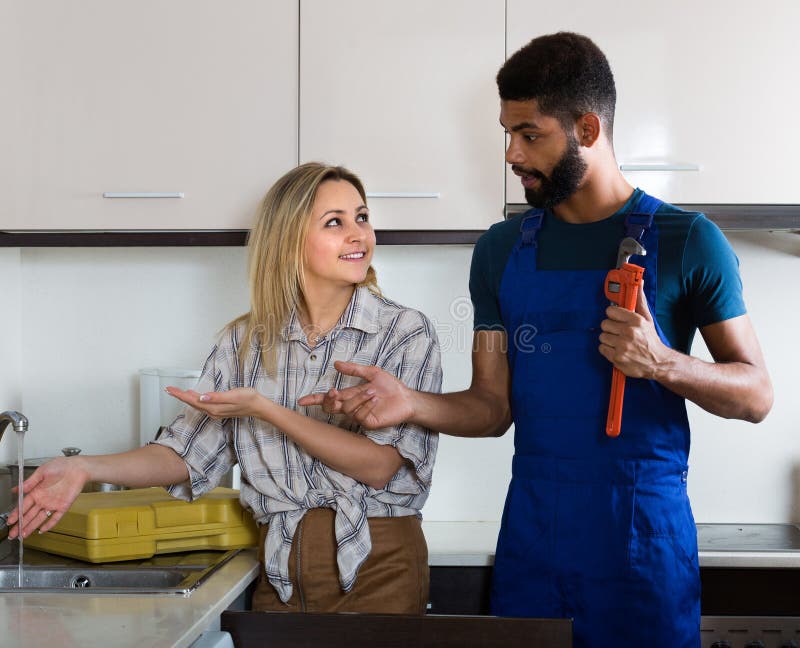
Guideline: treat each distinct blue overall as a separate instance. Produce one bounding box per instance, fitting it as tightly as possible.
[490,193,700,647]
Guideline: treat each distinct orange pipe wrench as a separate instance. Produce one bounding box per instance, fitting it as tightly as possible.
[604,237,646,437]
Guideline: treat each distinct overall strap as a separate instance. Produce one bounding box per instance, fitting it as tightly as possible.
[624,192,663,243]
[519,209,545,247]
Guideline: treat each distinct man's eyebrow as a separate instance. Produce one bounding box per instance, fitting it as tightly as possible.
[500,119,541,132]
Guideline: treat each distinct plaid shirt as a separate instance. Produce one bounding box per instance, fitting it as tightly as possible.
[155,287,441,602]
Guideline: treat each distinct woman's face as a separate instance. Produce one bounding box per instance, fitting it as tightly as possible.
[304,179,375,291]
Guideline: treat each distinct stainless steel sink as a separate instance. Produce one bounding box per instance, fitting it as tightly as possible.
[0,565,192,589]
[0,546,242,595]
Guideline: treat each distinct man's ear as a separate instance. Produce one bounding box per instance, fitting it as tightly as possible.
[576,113,601,148]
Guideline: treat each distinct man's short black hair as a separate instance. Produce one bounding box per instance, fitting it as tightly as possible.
[497,32,616,137]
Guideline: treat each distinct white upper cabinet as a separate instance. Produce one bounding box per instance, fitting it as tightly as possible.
[506,0,800,205]
[1,1,298,231]
[299,0,506,230]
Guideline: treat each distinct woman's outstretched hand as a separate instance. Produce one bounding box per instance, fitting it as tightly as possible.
[165,386,268,421]
[7,457,89,539]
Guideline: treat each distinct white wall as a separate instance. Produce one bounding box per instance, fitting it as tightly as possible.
[687,231,800,523]
[0,235,798,522]
[373,247,515,521]
[0,249,22,456]
[6,247,249,461]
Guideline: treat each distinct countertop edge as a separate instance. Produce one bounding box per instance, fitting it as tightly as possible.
[427,551,800,569]
[698,551,800,569]
[173,549,260,648]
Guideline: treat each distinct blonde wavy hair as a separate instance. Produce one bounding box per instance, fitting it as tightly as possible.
[229,162,379,375]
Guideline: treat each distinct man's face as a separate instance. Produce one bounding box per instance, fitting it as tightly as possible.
[500,99,588,209]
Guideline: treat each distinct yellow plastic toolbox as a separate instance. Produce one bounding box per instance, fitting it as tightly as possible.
[24,487,258,562]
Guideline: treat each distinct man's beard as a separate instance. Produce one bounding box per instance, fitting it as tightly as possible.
[522,135,588,210]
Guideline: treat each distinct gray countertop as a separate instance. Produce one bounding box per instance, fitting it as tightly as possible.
[697,523,800,568]
[421,521,800,568]
[0,548,260,648]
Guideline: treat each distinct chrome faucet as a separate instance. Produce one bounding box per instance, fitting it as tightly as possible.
[1,411,28,540]
[0,411,28,443]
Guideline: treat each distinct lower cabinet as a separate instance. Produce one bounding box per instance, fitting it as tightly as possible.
[428,566,493,615]
[236,566,800,616]
[429,566,800,616]
[700,568,800,617]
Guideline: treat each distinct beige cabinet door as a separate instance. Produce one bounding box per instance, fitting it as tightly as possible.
[506,0,800,205]
[300,0,506,230]
[1,1,298,231]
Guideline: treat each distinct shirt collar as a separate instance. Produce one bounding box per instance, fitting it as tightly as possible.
[282,286,381,341]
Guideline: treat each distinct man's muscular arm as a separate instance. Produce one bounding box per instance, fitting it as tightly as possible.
[298,331,513,437]
[599,283,772,423]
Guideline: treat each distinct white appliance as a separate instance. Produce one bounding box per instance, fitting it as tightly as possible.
[138,367,201,446]
[138,367,240,489]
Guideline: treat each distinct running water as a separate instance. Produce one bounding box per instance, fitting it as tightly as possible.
[16,430,24,588]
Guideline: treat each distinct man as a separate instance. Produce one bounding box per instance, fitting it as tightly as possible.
[299,32,772,647]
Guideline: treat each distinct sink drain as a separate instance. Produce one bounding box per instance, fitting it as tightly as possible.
[71,575,92,588]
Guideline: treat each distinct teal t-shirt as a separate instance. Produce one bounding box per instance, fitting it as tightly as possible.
[469,189,746,354]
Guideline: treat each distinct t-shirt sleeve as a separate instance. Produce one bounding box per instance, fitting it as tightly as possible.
[153,331,238,500]
[682,215,747,328]
[470,229,503,331]
[364,310,442,492]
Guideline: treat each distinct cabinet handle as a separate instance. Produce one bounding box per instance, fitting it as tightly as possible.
[366,192,440,199]
[619,163,700,172]
[102,192,185,199]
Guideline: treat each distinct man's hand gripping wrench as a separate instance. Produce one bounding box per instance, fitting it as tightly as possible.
[603,237,646,438]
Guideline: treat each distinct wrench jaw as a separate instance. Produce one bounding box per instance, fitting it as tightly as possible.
[616,237,646,269]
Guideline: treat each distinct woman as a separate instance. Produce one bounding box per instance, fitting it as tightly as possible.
[8,162,442,614]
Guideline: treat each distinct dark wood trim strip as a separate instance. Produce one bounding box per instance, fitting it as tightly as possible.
[220,611,573,648]
[676,204,800,231]
[1,205,797,247]
[376,230,485,245]
[0,230,250,247]
[0,229,486,247]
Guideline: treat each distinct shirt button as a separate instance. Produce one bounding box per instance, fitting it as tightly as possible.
[310,354,317,361]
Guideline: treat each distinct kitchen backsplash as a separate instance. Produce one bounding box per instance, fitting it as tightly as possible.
[0,233,797,522]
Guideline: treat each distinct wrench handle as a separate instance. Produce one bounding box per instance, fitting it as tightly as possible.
[604,263,645,437]
[606,366,626,437]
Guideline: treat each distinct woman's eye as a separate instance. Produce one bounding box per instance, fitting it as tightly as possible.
[357,212,369,222]
[524,134,537,142]
[324,217,341,227]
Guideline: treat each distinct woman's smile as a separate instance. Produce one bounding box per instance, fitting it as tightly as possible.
[339,250,367,261]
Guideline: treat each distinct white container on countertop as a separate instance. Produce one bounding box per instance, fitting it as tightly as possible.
[138,368,241,489]
[139,367,201,446]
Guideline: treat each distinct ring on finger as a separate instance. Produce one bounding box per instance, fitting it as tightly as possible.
[44,510,53,518]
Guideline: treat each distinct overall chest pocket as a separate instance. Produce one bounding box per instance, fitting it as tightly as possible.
[510,324,610,421]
